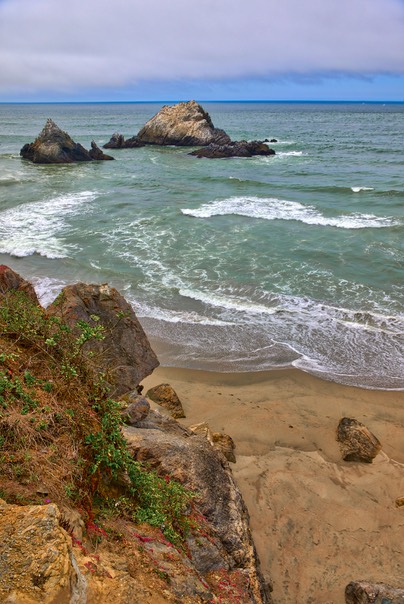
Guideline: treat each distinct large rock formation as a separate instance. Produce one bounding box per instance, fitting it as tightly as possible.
[20,119,114,163]
[190,140,276,159]
[124,410,272,603]
[136,100,231,146]
[0,264,39,304]
[345,580,404,603]
[47,282,159,396]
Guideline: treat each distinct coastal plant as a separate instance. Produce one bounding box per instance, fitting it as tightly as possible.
[0,288,193,546]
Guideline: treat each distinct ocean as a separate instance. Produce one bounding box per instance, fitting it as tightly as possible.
[0,101,403,389]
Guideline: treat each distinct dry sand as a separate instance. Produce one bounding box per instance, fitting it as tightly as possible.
[141,366,404,604]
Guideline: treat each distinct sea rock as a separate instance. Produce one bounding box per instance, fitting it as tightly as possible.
[189,422,236,463]
[47,282,159,397]
[103,133,145,149]
[0,499,86,604]
[345,580,404,603]
[190,140,275,159]
[146,383,185,418]
[123,410,271,603]
[0,265,39,304]
[20,118,114,164]
[88,140,114,160]
[137,100,231,146]
[337,417,382,463]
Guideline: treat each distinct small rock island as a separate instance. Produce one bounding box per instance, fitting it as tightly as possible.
[20,118,114,164]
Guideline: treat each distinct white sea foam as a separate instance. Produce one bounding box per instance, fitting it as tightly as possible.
[181,196,399,229]
[351,186,374,192]
[0,190,98,258]
[276,151,304,157]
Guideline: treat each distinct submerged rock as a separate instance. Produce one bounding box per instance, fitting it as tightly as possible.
[103,132,145,149]
[47,282,159,397]
[345,580,404,603]
[20,119,114,163]
[137,100,231,146]
[337,417,382,463]
[190,140,275,159]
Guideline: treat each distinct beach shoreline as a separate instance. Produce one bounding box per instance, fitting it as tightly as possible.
[141,365,404,604]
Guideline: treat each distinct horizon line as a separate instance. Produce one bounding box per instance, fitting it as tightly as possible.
[1,99,404,105]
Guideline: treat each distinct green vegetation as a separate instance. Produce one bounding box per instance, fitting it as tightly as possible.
[0,290,192,545]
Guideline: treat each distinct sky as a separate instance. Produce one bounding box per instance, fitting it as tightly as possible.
[0,0,404,102]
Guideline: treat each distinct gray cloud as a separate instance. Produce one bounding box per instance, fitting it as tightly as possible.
[0,0,403,93]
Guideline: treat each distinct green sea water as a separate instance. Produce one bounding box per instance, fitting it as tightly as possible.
[0,102,403,389]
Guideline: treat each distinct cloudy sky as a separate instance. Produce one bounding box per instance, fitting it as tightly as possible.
[1,0,404,102]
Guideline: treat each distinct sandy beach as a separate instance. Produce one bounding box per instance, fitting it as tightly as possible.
[141,366,404,604]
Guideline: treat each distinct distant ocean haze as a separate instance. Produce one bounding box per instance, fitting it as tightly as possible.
[0,101,403,389]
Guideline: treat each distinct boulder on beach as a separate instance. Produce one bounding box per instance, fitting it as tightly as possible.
[337,417,382,463]
[345,580,404,603]
[136,100,231,146]
[20,118,114,164]
[103,133,146,149]
[190,140,275,159]
[146,382,185,418]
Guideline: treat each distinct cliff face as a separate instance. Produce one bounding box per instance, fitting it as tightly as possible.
[0,266,271,604]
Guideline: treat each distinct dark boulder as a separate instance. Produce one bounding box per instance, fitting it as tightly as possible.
[20,119,114,164]
[190,140,275,159]
[103,133,145,149]
[337,417,382,463]
[46,282,159,397]
[88,141,114,160]
[136,100,231,146]
[345,580,404,603]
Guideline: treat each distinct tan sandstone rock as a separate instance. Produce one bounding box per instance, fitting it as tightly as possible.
[337,417,382,463]
[137,100,231,146]
[146,383,185,418]
[0,499,86,604]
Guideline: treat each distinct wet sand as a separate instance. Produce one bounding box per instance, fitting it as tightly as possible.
[141,366,404,604]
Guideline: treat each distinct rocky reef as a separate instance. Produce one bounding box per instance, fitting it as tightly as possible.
[190,140,275,159]
[20,119,114,164]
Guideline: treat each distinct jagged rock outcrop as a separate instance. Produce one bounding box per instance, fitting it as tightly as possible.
[345,580,404,603]
[190,140,276,159]
[0,499,86,604]
[124,410,272,603]
[146,383,185,418]
[137,100,231,146]
[47,282,159,396]
[189,421,236,463]
[337,417,382,463]
[20,119,114,163]
[88,140,114,160]
[103,133,145,149]
[0,264,39,304]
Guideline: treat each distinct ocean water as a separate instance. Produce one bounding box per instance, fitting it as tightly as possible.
[0,101,403,389]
